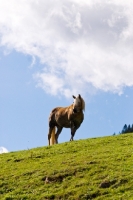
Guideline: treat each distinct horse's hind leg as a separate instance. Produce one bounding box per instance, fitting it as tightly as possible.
[48,126,55,145]
[55,126,63,144]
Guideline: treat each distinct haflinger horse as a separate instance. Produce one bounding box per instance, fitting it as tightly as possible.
[48,94,85,145]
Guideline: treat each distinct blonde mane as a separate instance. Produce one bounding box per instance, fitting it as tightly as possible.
[81,97,85,112]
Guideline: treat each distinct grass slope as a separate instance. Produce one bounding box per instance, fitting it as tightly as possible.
[0,134,133,200]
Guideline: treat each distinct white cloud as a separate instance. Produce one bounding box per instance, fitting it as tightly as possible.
[0,147,9,154]
[0,0,133,97]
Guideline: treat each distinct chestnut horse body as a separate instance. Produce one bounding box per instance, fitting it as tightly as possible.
[48,94,85,145]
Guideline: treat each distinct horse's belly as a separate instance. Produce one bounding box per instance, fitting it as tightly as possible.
[57,118,70,128]
[55,113,70,128]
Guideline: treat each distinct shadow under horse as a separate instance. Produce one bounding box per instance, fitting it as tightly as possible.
[48,94,85,145]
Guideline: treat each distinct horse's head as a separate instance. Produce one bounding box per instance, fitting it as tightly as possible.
[72,94,85,113]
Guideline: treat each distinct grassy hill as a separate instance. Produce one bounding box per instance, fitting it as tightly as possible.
[0,134,133,200]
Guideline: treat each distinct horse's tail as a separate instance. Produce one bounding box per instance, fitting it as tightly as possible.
[50,126,56,145]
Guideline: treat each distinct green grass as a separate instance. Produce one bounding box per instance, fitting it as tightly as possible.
[0,133,133,200]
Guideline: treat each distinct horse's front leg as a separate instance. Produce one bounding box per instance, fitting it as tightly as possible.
[70,121,77,141]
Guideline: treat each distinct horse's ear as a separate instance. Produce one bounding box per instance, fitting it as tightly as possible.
[78,94,81,99]
[72,95,76,99]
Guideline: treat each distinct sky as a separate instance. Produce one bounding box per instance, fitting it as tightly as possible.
[0,0,133,153]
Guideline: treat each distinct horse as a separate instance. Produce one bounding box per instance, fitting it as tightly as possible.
[48,94,85,145]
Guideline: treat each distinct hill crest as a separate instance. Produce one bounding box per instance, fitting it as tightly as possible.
[0,134,133,199]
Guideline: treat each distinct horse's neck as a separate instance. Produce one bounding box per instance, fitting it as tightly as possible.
[69,104,83,116]
[69,104,73,112]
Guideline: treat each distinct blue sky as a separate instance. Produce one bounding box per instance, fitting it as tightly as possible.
[0,0,133,153]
